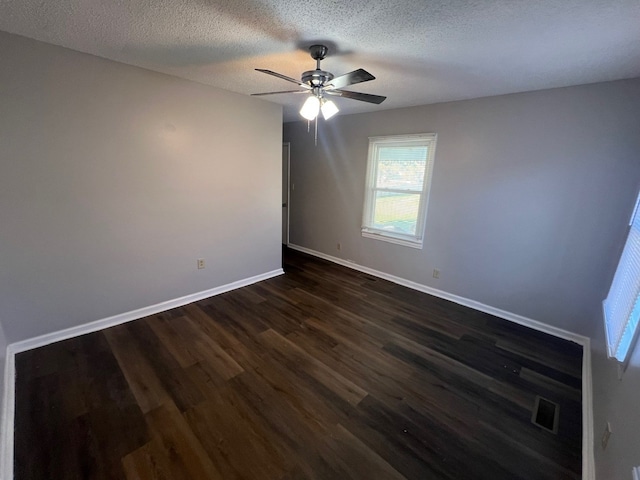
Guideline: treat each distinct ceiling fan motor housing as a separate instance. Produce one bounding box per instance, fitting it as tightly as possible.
[302,69,334,87]
[302,44,334,87]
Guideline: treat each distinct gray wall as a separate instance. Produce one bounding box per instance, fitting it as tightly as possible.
[284,78,640,479]
[284,79,640,337]
[592,335,640,479]
[0,31,283,343]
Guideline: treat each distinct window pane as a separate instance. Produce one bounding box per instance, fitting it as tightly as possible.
[362,134,436,248]
[373,191,420,235]
[376,146,428,190]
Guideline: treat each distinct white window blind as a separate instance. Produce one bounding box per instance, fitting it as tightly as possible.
[603,191,640,363]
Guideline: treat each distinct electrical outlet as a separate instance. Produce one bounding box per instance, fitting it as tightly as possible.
[337,243,341,251]
[433,268,440,279]
[602,422,612,450]
[197,258,205,270]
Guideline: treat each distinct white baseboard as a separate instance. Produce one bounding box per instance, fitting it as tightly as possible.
[1,347,15,480]
[287,243,595,480]
[0,267,283,479]
[9,268,283,354]
[288,244,587,344]
[582,340,595,480]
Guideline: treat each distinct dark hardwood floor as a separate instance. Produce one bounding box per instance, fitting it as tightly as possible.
[14,247,583,479]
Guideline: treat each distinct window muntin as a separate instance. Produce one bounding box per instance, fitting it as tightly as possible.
[362,134,436,248]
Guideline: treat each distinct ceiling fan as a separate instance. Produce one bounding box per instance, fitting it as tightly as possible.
[252,44,386,121]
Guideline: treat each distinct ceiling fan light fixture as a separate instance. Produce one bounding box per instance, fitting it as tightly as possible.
[321,99,339,120]
[253,44,386,126]
[300,95,320,120]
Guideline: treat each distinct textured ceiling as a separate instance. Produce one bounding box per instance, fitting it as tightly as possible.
[1,0,639,121]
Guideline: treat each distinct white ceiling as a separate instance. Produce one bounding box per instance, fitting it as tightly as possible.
[1,0,639,121]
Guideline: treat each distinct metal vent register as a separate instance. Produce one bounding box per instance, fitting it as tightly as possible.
[531,396,559,434]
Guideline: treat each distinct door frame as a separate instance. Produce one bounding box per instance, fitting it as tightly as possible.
[282,142,291,246]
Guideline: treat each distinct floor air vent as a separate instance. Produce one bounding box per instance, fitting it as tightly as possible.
[531,396,559,434]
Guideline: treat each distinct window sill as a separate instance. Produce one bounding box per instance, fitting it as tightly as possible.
[361,230,423,249]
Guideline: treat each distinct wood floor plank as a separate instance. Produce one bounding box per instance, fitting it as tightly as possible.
[122,440,172,480]
[325,423,407,480]
[259,328,369,406]
[182,315,245,378]
[224,370,354,479]
[182,303,242,349]
[104,326,171,414]
[143,402,225,479]
[145,315,200,368]
[14,247,582,479]
[124,320,205,412]
[184,394,290,479]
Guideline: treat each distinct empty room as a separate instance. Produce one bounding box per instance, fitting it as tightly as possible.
[1,1,639,479]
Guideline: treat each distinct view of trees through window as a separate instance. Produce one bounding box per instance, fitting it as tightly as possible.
[372,146,428,235]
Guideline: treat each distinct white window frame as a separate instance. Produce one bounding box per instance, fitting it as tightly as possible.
[603,190,640,367]
[361,133,437,249]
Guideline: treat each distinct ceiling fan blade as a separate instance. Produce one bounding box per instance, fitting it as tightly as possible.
[325,69,375,90]
[325,89,387,104]
[255,69,310,89]
[251,90,308,96]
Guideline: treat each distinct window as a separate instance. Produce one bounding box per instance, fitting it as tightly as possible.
[362,133,436,248]
[603,191,640,364]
